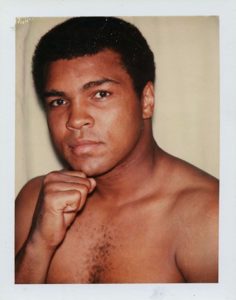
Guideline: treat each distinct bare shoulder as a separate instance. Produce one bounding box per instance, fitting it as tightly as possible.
[15,176,44,253]
[172,156,219,213]
[168,156,219,282]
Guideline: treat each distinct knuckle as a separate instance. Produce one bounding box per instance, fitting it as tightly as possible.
[43,191,56,207]
[73,189,82,199]
[43,171,60,183]
[79,184,89,195]
[43,181,55,194]
[77,171,87,178]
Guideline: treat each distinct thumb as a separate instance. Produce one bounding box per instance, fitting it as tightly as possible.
[88,178,96,193]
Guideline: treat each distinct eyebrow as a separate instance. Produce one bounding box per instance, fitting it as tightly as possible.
[43,90,66,99]
[82,78,120,90]
[43,78,120,99]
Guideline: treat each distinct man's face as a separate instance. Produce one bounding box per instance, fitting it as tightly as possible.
[44,49,151,177]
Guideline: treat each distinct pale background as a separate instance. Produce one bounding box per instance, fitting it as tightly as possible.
[15,16,219,195]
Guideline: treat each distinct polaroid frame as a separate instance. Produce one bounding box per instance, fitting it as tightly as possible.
[0,0,236,299]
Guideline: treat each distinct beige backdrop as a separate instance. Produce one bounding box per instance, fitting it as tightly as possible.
[15,16,219,195]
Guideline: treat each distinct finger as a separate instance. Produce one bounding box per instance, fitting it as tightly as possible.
[44,171,89,186]
[88,178,96,193]
[50,190,82,227]
[59,170,87,178]
[61,188,87,211]
[44,190,82,212]
[60,171,96,192]
[44,180,91,194]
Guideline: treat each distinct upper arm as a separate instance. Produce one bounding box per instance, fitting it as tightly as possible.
[15,176,43,254]
[175,186,219,283]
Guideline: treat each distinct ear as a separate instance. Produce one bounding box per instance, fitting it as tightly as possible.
[141,81,155,119]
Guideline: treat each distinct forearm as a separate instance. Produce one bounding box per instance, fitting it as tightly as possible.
[15,238,56,284]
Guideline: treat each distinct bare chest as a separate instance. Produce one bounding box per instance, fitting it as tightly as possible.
[46,205,184,283]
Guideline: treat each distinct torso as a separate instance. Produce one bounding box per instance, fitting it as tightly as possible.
[16,151,218,283]
[46,191,185,283]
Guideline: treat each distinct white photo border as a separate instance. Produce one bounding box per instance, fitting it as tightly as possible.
[1,0,236,299]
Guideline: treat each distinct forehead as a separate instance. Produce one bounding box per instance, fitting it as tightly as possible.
[44,49,132,89]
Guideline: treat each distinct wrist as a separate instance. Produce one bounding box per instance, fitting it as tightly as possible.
[27,231,58,255]
[15,234,56,284]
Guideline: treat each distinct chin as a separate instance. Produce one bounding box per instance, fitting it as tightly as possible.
[67,160,110,177]
[63,150,123,178]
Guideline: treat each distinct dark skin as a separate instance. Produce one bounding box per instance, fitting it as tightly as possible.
[15,49,218,283]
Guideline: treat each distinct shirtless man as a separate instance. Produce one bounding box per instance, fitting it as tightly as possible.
[15,17,218,283]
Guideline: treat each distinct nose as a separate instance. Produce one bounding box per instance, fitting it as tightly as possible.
[66,102,94,131]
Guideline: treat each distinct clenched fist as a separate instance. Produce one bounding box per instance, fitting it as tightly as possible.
[30,170,96,250]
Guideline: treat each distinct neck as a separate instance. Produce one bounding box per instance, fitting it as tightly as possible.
[94,132,163,205]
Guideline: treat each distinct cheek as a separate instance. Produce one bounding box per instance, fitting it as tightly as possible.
[102,103,143,146]
[47,114,66,145]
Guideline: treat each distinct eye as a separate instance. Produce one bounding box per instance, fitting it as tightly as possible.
[48,98,67,107]
[94,90,111,100]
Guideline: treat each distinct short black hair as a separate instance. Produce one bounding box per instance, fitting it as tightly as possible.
[32,17,156,103]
